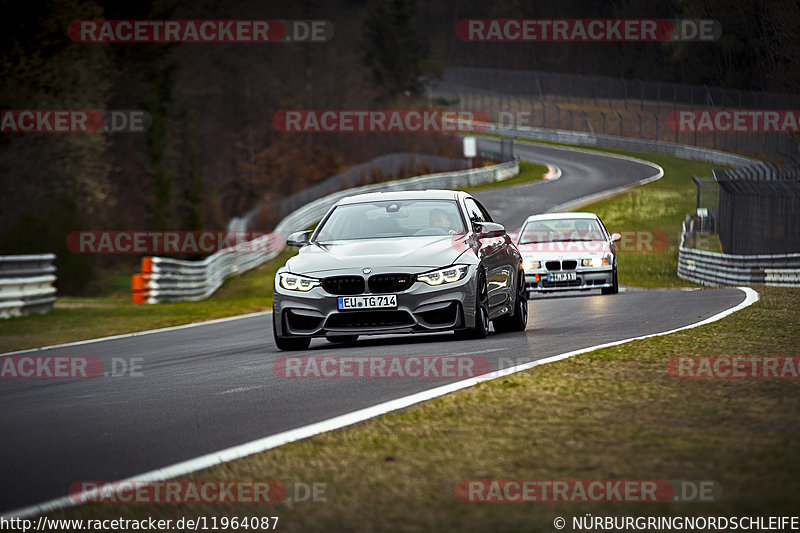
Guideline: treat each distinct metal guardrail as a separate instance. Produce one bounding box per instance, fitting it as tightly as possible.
[0,254,58,318]
[677,221,800,288]
[132,156,520,304]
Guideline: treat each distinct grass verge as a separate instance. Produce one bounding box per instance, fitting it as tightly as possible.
[463,160,548,191]
[53,286,800,531]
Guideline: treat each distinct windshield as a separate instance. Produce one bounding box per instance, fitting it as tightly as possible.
[314,200,466,241]
[519,218,604,244]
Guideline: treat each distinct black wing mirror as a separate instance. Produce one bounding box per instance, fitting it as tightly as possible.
[474,222,506,238]
[286,230,312,247]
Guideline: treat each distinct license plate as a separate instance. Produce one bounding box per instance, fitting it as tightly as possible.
[548,272,577,282]
[338,295,397,310]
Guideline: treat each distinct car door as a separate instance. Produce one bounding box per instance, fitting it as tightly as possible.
[463,197,514,314]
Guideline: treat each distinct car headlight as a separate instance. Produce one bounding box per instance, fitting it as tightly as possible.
[416,265,469,286]
[278,272,321,291]
[581,257,610,267]
[523,259,541,271]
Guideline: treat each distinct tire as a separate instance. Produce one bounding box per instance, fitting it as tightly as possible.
[454,270,489,340]
[494,270,528,333]
[326,335,359,344]
[601,268,619,295]
[273,317,311,351]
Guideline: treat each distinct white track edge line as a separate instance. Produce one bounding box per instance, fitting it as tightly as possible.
[3,287,759,519]
[542,165,562,181]
[1,311,273,357]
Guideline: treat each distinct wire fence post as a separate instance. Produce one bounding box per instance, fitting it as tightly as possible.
[542,101,547,128]
[673,83,677,113]
[654,113,659,141]
[656,84,661,114]
[640,81,644,111]
[624,79,628,110]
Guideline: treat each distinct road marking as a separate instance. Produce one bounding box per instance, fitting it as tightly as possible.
[542,164,562,180]
[219,385,265,395]
[0,311,273,357]
[2,287,759,519]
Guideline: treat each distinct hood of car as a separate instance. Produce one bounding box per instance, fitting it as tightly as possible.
[286,236,464,275]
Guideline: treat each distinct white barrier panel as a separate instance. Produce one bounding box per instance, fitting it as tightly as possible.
[0,254,57,318]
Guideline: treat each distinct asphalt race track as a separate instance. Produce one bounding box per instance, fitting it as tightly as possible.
[0,143,746,515]
[472,137,662,229]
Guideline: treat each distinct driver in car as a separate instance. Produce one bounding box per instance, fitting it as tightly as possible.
[430,208,457,234]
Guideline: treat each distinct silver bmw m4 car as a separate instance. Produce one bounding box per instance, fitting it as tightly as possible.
[272,190,527,351]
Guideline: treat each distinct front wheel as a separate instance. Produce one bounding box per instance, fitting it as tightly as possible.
[601,268,619,295]
[274,336,311,351]
[273,318,311,351]
[454,270,489,340]
[494,270,528,333]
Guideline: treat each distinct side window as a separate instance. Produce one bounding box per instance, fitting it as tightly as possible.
[596,217,610,239]
[474,199,494,222]
[464,198,490,224]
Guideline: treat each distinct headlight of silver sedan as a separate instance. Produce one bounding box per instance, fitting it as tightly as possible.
[523,259,541,271]
[416,265,469,286]
[581,256,610,267]
[278,272,321,291]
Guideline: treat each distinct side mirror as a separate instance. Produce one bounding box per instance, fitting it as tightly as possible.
[610,233,622,242]
[286,230,312,247]
[474,222,506,238]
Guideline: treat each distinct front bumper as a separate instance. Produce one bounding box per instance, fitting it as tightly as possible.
[525,268,613,293]
[273,267,478,338]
